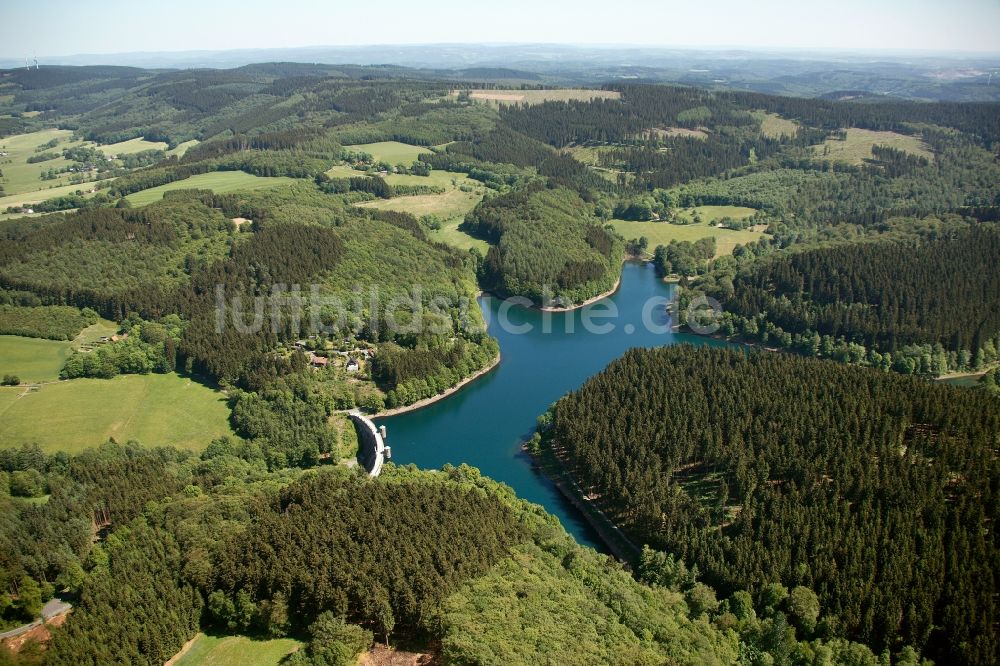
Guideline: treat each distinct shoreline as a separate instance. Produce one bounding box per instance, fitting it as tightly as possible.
[524,440,640,564]
[537,271,623,312]
[373,354,501,419]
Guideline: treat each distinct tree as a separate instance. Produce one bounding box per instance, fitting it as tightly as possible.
[9,470,44,498]
[685,583,719,617]
[787,586,820,635]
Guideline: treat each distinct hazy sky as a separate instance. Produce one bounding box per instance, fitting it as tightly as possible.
[3,0,999,57]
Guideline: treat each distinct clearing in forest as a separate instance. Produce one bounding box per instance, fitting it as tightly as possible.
[814,128,933,165]
[610,205,764,257]
[456,89,621,106]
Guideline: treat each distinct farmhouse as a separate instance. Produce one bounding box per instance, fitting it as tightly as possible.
[346,359,360,373]
[310,355,329,368]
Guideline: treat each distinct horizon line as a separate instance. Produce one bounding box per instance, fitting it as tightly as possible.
[4,42,1000,63]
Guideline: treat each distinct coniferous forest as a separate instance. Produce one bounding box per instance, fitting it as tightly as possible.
[538,346,1000,664]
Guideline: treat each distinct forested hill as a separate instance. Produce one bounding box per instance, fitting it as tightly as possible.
[679,222,1000,376]
[464,185,623,305]
[1,442,889,665]
[536,345,1000,664]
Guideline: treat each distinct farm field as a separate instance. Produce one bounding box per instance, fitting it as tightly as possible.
[0,181,102,218]
[96,137,169,156]
[814,127,933,164]
[455,89,621,105]
[0,373,235,453]
[0,335,73,382]
[126,171,296,205]
[610,206,764,257]
[172,634,303,666]
[344,140,430,165]
[755,111,800,138]
[0,128,96,196]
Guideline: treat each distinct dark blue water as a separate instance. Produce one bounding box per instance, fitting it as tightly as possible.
[376,262,735,550]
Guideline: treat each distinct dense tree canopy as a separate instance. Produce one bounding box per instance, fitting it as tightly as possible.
[540,345,1000,664]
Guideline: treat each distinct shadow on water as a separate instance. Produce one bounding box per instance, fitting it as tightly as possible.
[376,261,738,551]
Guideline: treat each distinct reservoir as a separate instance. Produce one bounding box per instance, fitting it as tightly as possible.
[376,261,736,550]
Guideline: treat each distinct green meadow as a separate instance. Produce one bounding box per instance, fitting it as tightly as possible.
[0,373,234,453]
[172,634,303,666]
[126,171,296,206]
[0,335,74,382]
[0,129,93,197]
[814,127,933,165]
[610,205,764,257]
[96,137,169,156]
[354,170,488,251]
[345,140,430,165]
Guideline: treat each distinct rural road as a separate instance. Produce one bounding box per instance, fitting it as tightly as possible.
[0,599,72,641]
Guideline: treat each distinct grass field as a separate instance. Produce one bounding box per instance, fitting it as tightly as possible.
[344,141,430,165]
[0,129,95,197]
[755,112,800,139]
[610,206,764,257]
[352,170,488,252]
[0,373,234,453]
[96,137,169,156]
[126,171,297,206]
[324,164,365,178]
[167,139,199,158]
[356,188,481,219]
[455,89,621,106]
[814,128,933,165]
[431,218,490,253]
[172,634,303,666]
[72,319,120,349]
[0,335,74,382]
[0,181,101,216]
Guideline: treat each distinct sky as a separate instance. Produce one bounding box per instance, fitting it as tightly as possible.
[2,0,999,58]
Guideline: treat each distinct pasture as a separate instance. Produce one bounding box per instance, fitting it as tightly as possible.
[126,171,296,206]
[96,137,169,156]
[814,128,933,165]
[0,335,73,382]
[0,128,93,196]
[456,89,621,106]
[353,170,488,251]
[0,373,235,453]
[0,182,100,216]
[344,141,430,165]
[172,634,303,666]
[610,206,764,257]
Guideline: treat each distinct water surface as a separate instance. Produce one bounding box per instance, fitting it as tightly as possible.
[377,262,735,549]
